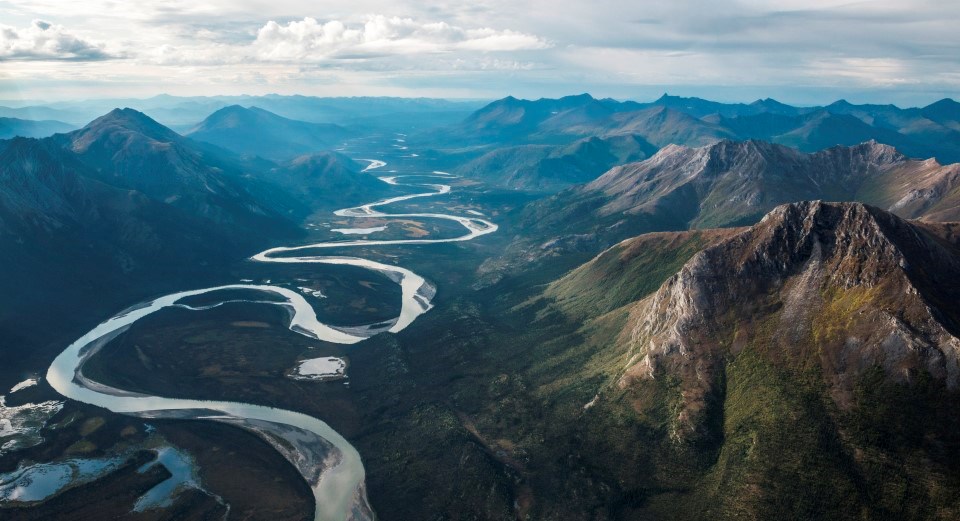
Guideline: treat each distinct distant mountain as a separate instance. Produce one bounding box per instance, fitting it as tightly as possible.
[439,94,630,143]
[774,110,934,156]
[444,94,960,164]
[186,105,352,160]
[259,152,395,214]
[645,93,756,118]
[534,140,959,233]
[455,134,656,191]
[0,117,74,139]
[53,108,294,236]
[588,106,735,146]
[437,94,734,149]
[922,98,960,130]
[1,95,486,131]
[703,112,802,140]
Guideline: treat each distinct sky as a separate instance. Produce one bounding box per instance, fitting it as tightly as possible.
[0,0,958,106]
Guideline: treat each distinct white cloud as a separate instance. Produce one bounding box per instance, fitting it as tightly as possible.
[251,15,550,61]
[1,1,958,104]
[0,19,114,60]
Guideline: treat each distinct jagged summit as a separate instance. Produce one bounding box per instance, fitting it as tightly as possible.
[576,138,958,227]
[615,201,960,440]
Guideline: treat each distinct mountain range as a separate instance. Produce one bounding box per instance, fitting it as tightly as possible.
[500,140,960,267]
[0,95,486,129]
[437,94,960,165]
[0,107,401,372]
[454,134,657,191]
[4,92,960,520]
[0,117,74,139]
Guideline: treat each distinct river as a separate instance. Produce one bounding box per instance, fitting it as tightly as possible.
[45,154,497,520]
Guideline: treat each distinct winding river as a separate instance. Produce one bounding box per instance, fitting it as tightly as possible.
[45,154,497,520]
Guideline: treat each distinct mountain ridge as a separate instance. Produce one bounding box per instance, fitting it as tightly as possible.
[186,105,352,160]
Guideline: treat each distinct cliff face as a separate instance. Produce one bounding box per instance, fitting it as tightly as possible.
[614,201,960,441]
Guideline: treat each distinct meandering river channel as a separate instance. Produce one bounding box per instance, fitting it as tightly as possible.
[46,155,497,520]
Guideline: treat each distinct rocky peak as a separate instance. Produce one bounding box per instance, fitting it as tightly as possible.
[826,139,907,165]
[67,108,181,153]
[613,201,960,441]
[702,139,795,172]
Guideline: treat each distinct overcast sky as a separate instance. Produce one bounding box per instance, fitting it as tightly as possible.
[1,0,958,106]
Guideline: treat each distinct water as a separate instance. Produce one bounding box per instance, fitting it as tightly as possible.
[45,150,497,520]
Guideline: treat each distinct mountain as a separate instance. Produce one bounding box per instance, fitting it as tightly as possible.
[0,137,250,366]
[591,106,735,146]
[702,112,802,140]
[646,93,754,118]
[53,108,294,237]
[352,201,960,519]
[0,136,239,275]
[746,97,811,116]
[523,140,960,239]
[455,134,656,191]
[186,105,352,160]
[533,201,960,518]
[0,117,74,139]
[472,139,960,285]
[774,110,935,156]
[260,152,395,214]
[544,228,742,318]
[440,94,729,147]
[442,95,960,165]
[1,95,486,130]
[922,98,960,130]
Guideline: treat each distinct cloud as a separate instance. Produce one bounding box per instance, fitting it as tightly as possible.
[2,1,959,104]
[0,19,115,60]
[251,15,550,61]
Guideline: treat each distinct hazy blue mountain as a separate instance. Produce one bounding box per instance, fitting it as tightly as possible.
[702,112,808,140]
[922,98,960,129]
[257,151,395,215]
[446,94,960,163]
[585,105,736,146]
[0,95,486,131]
[455,134,656,191]
[773,110,932,155]
[186,105,351,160]
[644,93,757,118]
[0,117,75,139]
[439,94,733,147]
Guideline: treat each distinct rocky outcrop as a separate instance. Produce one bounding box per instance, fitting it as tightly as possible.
[615,201,960,440]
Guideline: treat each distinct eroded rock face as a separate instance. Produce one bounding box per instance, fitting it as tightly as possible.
[617,201,960,440]
[580,139,960,226]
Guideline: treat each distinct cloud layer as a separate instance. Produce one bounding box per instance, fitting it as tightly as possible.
[252,16,549,61]
[0,1,958,104]
[0,20,113,60]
